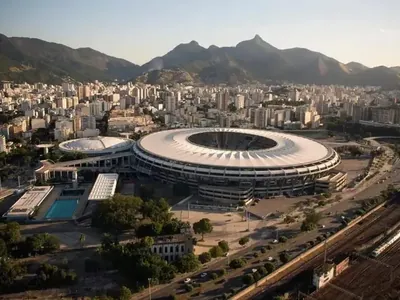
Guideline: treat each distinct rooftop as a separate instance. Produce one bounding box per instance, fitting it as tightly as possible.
[88,173,119,201]
[59,136,133,154]
[4,186,53,219]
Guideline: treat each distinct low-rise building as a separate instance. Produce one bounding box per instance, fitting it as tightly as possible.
[313,263,335,290]
[3,186,54,220]
[151,234,194,262]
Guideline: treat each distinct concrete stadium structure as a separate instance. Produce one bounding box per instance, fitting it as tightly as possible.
[59,136,133,156]
[132,128,341,203]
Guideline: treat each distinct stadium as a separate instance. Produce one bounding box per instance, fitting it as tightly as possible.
[132,128,341,203]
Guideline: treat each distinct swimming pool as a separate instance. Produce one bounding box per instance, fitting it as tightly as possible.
[45,198,79,219]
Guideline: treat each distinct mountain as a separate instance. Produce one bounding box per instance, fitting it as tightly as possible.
[138,35,400,87]
[0,34,140,83]
[1,33,399,87]
[345,62,369,73]
[391,66,400,74]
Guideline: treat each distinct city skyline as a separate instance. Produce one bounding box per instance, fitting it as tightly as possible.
[0,0,399,67]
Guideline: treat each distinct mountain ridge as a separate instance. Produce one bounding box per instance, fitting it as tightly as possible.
[0,33,399,87]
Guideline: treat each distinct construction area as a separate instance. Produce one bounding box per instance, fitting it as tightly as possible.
[247,199,400,299]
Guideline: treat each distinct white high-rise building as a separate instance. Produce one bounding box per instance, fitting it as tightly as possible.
[235,95,245,109]
[81,115,96,130]
[166,96,177,113]
[0,135,7,153]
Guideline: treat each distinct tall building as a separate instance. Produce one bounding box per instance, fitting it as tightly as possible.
[216,91,230,111]
[166,96,177,113]
[0,135,7,153]
[56,97,67,109]
[235,95,245,109]
[81,115,96,130]
[89,100,103,117]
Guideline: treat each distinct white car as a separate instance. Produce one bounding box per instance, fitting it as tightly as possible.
[272,239,279,244]
[200,272,207,278]
[184,278,191,283]
[267,256,274,261]
[252,268,258,273]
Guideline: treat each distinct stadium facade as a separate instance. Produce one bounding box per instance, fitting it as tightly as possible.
[132,128,341,203]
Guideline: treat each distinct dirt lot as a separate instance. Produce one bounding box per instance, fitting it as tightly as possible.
[336,158,370,183]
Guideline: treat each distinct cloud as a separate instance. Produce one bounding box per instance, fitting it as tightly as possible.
[379,28,386,33]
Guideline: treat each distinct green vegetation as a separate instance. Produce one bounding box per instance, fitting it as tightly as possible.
[229,258,246,269]
[300,209,322,232]
[32,263,77,288]
[0,223,60,258]
[174,253,200,273]
[278,236,288,243]
[264,262,275,273]
[242,274,254,285]
[119,286,132,300]
[218,240,229,253]
[210,272,218,280]
[99,238,176,290]
[198,252,211,264]
[279,252,290,264]
[0,259,26,292]
[193,218,213,241]
[238,236,250,246]
[209,245,224,258]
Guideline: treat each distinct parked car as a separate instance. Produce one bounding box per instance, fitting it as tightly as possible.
[184,278,191,283]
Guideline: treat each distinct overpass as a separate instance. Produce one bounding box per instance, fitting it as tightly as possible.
[35,152,134,182]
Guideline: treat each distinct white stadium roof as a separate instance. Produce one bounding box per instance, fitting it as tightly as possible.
[59,136,133,155]
[138,128,331,168]
[88,173,119,201]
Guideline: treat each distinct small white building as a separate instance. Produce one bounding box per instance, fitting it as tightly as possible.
[313,263,335,290]
[3,186,54,220]
[88,173,119,201]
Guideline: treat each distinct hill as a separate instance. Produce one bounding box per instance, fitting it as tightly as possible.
[138,35,400,87]
[1,33,399,87]
[0,34,140,84]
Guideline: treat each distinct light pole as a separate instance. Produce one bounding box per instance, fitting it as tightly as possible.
[148,278,152,300]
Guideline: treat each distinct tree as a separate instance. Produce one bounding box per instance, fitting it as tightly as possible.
[193,218,213,241]
[0,259,26,292]
[301,221,317,232]
[175,253,200,273]
[0,239,7,257]
[2,222,21,244]
[198,252,212,264]
[278,236,288,243]
[239,236,249,247]
[279,252,290,264]
[141,198,172,224]
[229,258,246,269]
[264,262,275,273]
[242,274,254,285]
[25,233,60,255]
[218,240,229,253]
[79,234,86,248]
[209,245,224,258]
[91,194,143,234]
[119,286,132,300]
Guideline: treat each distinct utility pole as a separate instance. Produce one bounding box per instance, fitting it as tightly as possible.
[148,278,152,300]
[187,200,190,218]
[247,209,250,231]
[17,176,21,188]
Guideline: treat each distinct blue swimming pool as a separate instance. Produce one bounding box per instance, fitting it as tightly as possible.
[45,199,79,219]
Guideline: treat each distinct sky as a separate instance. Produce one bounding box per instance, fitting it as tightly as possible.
[0,0,399,67]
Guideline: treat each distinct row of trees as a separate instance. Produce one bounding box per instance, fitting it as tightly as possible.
[0,222,60,259]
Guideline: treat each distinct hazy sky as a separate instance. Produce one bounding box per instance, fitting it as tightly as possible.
[1,0,399,67]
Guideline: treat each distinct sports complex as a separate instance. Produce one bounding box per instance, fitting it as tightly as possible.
[132,128,341,203]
